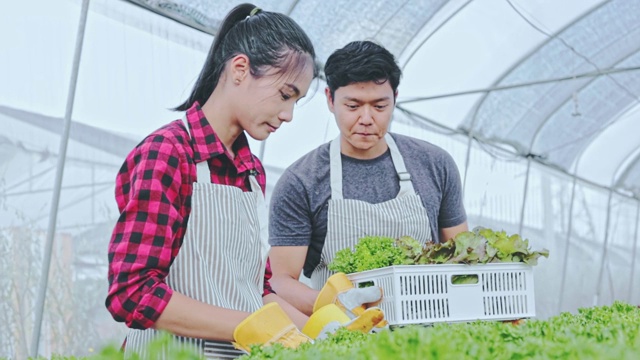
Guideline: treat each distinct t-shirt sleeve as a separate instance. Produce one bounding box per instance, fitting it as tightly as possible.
[438,152,467,229]
[269,169,313,246]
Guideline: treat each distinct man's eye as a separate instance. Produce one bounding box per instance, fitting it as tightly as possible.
[346,104,358,109]
[376,105,388,110]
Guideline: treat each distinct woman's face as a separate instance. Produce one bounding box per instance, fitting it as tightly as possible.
[235,56,315,141]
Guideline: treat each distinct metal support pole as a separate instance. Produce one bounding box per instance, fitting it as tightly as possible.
[462,135,473,198]
[557,177,578,313]
[258,139,267,162]
[30,0,90,357]
[593,190,614,306]
[91,164,96,223]
[628,200,640,302]
[518,158,532,235]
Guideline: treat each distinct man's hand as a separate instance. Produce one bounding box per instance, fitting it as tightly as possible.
[313,273,382,318]
[302,303,385,339]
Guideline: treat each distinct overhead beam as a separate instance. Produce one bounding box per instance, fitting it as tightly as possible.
[397,65,640,104]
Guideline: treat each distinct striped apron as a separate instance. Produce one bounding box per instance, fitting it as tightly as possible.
[124,116,268,359]
[310,134,432,289]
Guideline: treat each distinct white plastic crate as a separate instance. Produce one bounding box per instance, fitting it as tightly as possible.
[347,263,535,326]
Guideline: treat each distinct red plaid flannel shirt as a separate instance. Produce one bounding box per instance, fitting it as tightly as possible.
[106,102,273,329]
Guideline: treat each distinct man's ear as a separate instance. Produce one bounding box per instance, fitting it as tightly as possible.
[394,90,398,104]
[229,54,250,83]
[325,87,335,113]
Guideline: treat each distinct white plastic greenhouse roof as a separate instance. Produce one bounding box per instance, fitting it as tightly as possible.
[2,2,640,358]
[124,0,640,198]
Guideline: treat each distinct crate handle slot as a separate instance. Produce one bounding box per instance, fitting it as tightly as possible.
[356,280,375,288]
[450,274,479,285]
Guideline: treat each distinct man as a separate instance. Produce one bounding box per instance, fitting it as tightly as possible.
[268,41,468,315]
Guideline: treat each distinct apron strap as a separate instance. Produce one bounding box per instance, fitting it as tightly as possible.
[385,133,416,197]
[181,115,211,183]
[329,133,416,200]
[248,175,262,193]
[329,137,344,200]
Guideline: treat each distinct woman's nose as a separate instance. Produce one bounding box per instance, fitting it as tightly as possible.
[279,105,294,123]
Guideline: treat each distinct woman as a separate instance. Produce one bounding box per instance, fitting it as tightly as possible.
[105,4,318,358]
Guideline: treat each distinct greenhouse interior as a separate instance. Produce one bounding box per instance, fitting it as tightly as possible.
[1,0,639,358]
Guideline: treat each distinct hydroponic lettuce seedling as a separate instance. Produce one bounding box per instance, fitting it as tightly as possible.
[328,226,549,274]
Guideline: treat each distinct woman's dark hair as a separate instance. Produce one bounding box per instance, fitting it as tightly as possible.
[324,40,402,102]
[175,3,318,111]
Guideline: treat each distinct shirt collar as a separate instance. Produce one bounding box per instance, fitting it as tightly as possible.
[184,102,261,174]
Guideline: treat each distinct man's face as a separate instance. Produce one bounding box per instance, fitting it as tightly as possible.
[327,80,396,159]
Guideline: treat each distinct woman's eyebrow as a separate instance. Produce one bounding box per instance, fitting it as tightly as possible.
[284,83,301,97]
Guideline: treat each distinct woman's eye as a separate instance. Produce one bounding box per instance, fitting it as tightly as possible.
[280,92,292,101]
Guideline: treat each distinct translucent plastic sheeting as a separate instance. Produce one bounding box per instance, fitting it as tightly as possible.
[558,183,609,311]
[130,0,449,63]
[534,53,640,170]
[460,0,640,195]
[2,0,640,358]
[598,196,639,304]
[128,0,640,195]
[390,117,640,320]
[0,1,205,357]
[580,103,640,188]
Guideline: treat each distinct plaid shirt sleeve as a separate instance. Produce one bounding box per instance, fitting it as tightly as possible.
[263,258,276,296]
[106,133,186,329]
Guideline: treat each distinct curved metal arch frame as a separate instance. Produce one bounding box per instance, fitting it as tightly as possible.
[397,0,472,69]
[429,0,611,203]
[465,0,638,245]
[124,0,217,36]
[525,48,640,168]
[464,0,611,137]
[614,144,640,192]
[474,9,640,172]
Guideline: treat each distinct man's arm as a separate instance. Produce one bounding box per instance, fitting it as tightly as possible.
[262,293,309,329]
[440,221,469,242]
[269,246,320,316]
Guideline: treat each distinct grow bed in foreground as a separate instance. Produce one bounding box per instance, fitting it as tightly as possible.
[26,302,639,359]
[243,301,640,360]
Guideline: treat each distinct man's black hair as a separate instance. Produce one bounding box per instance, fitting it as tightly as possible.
[324,40,402,101]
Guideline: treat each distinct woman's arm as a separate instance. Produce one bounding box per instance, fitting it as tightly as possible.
[154,291,250,341]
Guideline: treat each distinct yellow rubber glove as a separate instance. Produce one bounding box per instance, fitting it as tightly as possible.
[233,303,312,353]
[314,272,383,317]
[302,303,385,340]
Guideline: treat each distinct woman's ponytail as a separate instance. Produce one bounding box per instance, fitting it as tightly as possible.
[175,4,256,111]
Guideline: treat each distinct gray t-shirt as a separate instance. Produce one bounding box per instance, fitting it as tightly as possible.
[269,133,467,277]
